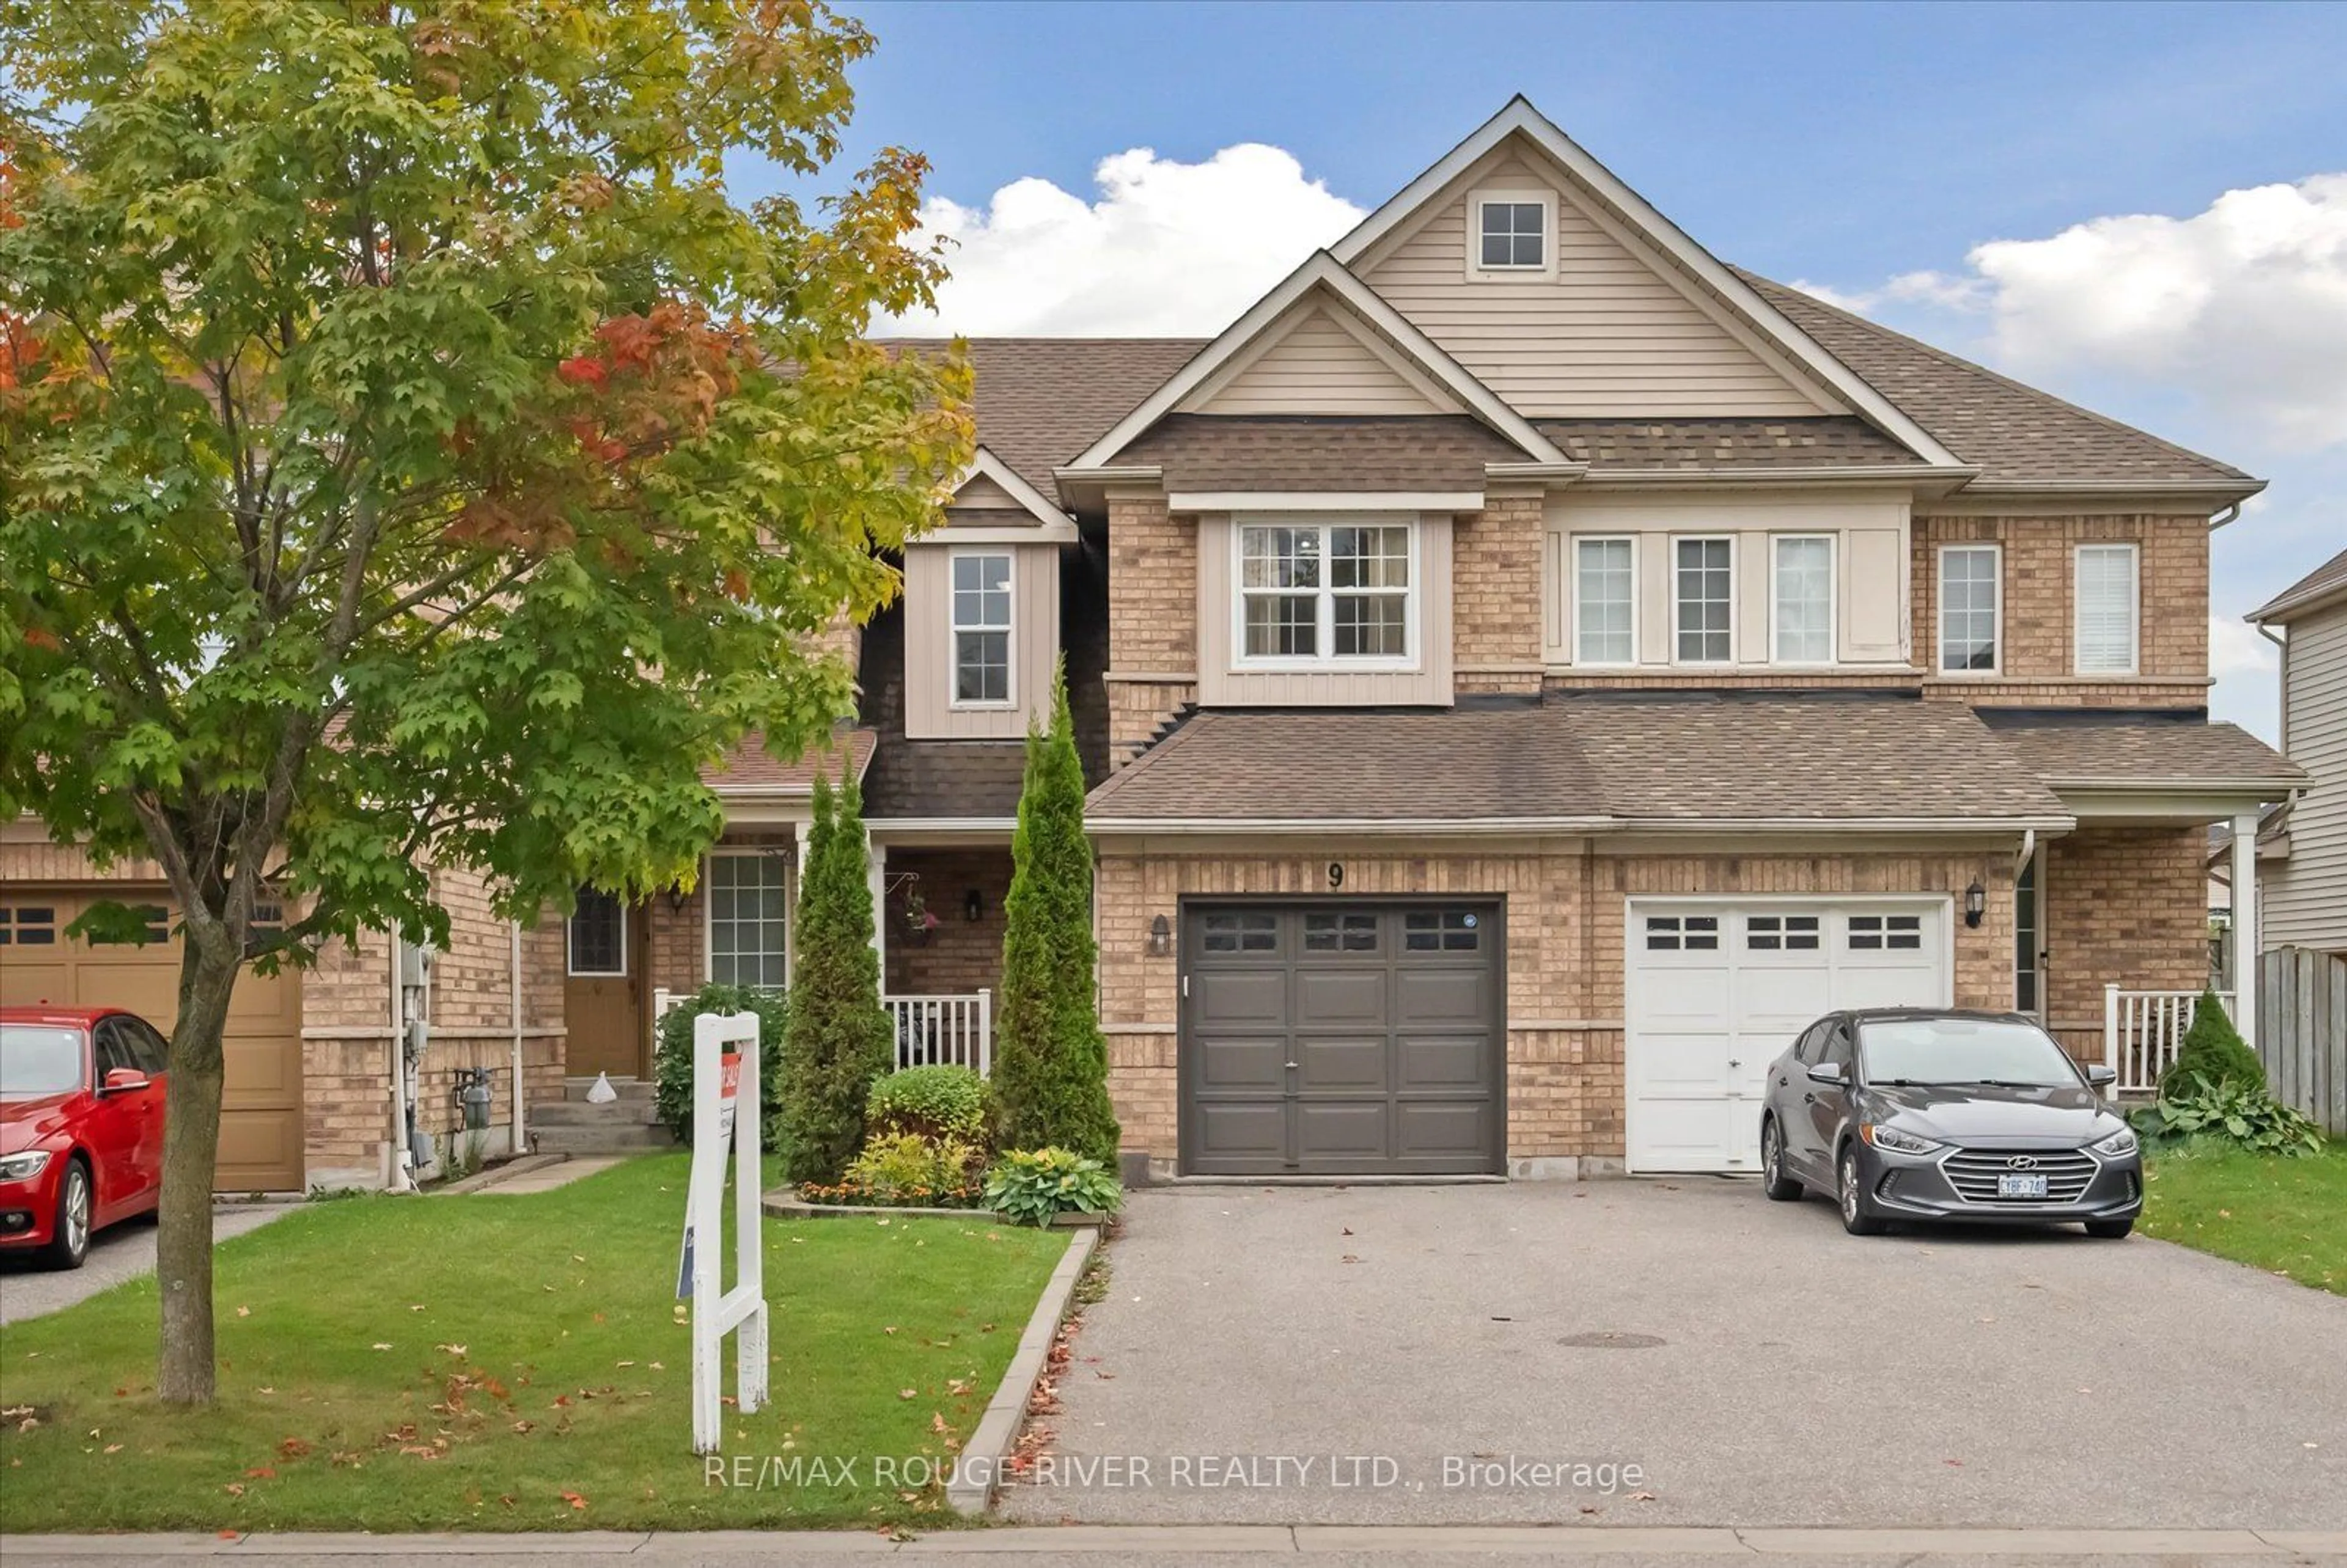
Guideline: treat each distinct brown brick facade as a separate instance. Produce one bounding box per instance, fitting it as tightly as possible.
[882,847,1015,998]
[1913,513,2210,707]
[1452,491,1546,693]
[1094,842,2037,1171]
[1104,491,1196,768]
[2041,824,2210,1058]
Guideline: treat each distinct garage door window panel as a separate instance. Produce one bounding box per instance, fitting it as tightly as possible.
[1747,914,1820,951]
[1403,909,1482,952]
[0,905,58,947]
[1849,914,1923,951]
[1645,914,1720,951]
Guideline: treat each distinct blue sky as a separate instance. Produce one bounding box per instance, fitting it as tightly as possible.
[759,1,2347,739]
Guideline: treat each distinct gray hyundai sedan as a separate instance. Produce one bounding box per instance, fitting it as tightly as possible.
[1757,1009,2143,1238]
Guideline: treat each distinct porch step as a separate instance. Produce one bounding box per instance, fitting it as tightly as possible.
[531,1098,664,1129]
[564,1075,656,1103]
[532,1122,679,1155]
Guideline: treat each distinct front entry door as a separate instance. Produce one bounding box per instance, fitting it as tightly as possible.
[564,890,645,1077]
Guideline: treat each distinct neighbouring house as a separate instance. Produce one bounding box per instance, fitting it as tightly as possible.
[0,97,2307,1188]
[2246,546,2347,958]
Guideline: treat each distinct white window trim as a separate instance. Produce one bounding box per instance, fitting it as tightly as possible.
[947,546,1016,711]
[1570,534,1639,667]
[1464,186,1558,281]
[1936,542,2004,677]
[702,848,791,991]
[1768,533,1838,667]
[2073,541,2141,676]
[1669,534,1737,667]
[565,895,627,978]
[1231,516,1422,673]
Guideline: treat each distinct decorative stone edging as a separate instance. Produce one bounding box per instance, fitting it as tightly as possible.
[946,1223,1100,1515]
[758,1187,1111,1229]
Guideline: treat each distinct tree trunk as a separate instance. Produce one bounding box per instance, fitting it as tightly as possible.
[155,935,240,1407]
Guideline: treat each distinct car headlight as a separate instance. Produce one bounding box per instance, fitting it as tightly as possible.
[2089,1127,2139,1158]
[1861,1124,1944,1156]
[0,1150,53,1181]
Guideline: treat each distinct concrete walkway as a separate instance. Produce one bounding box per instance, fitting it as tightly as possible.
[0,1204,295,1325]
[461,1154,631,1195]
[1001,1179,2347,1529]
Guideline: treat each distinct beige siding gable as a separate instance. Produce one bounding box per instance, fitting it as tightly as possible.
[1356,139,1843,419]
[1187,302,1446,417]
[950,471,1029,513]
[2266,603,2347,951]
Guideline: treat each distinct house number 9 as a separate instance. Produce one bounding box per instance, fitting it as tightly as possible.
[1327,862,1345,889]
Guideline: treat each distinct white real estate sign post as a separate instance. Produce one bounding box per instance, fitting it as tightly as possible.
[677,1009,768,1454]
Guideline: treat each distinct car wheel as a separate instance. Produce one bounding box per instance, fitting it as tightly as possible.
[40,1159,92,1270]
[1760,1118,1803,1201]
[1837,1146,1887,1236]
[2084,1218,2134,1240]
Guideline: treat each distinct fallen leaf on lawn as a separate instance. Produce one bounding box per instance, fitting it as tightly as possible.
[436,1344,468,1357]
[235,1306,251,1318]
[279,1438,310,1459]
[399,1446,441,1460]
[370,1343,392,1352]
[255,1387,275,1395]
[499,1495,516,1508]
[224,1484,246,1497]
[882,1325,898,1335]
[898,1388,917,1400]
[103,1443,123,1454]
[571,1254,586,1262]
[560,1490,588,1510]
[244,1467,275,1479]
[512,1420,535,1435]
[616,1360,634,1368]
[648,1361,663,1371]
[409,1304,425,1312]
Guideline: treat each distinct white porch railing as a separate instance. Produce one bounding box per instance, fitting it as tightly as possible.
[887,990,993,1077]
[2105,986,2234,1094]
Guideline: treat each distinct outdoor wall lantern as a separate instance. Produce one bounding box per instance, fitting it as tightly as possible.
[1148,914,1172,956]
[666,884,689,915]
[964,888,984,923]
[1964,880,1986,928]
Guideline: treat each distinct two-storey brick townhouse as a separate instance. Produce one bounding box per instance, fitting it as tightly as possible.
[1,98,2304,1189]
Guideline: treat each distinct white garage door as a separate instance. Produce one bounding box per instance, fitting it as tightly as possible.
[1625,899,1950,1174]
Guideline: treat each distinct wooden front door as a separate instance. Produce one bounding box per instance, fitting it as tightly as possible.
[564,889,645,1078]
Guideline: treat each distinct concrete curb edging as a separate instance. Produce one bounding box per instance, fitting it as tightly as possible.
[945,1225,1100,1515]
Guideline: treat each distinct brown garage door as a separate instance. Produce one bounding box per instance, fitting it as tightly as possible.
[1181,903,1503,1176]
[0,890,306,1192]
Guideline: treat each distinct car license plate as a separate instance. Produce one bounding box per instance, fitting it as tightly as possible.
[1997,1173,2050,1200]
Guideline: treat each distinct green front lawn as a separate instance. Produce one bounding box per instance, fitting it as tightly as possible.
[0,1155,1068,1531]
[2142,1145,2347,1295]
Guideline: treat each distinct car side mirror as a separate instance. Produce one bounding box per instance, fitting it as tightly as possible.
[2084,1063,2117,1086]
[101,1066,150,1094]
[1805,1061,1847,1087]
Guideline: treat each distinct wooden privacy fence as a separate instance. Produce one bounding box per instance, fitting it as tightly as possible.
[2258,947,2347,1136]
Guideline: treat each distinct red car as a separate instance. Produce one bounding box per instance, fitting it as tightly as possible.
[1,1006,170,1269]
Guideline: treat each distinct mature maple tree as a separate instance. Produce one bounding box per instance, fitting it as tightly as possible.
[0,0,971,1404]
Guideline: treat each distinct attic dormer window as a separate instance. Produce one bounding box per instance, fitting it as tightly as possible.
[1477,197,1547,270]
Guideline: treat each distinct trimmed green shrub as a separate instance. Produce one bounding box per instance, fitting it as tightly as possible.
[653,983,788,1148]
[867,1064,987,1141]
[828,1131,983,1201]
[2131,1075,2324,1157]
[2158,990,2266,1099]
[983,1147,1122,1228]
[780,769,895,1185]
[991,664,1120,1165]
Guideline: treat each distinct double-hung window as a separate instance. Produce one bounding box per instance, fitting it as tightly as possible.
[707,852,789,990]
[1771,536,1834,664]
[1673,537,1733,664]
[1573,537,1636,664]
[951,552,1013,705]
[1939,544,2001,673]
[2074,543,2139,675]
[1239,522,1412,665]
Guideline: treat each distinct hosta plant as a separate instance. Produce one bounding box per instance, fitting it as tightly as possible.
[983,1147,1122,1228]
[2131,1075,2325,1157]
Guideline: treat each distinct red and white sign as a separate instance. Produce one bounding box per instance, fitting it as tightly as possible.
[676,1014,767,1454]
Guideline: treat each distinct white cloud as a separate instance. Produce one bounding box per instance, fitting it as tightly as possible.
[1826,176,2347,452]
[2208,612,2279,683]
[884,144,1365,337]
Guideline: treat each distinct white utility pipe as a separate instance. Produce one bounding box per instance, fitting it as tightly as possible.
[509,920,526,1158]
[387,935,414,1192]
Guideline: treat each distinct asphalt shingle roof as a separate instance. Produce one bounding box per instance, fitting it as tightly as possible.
[1533,417,1919,469]
[1113,414,1530,491]
[1086,694,2074,826]
[1736,272,2254,487]
[2250,544,2347,623]
[701,728,874,795]
[1977,709,2304,788]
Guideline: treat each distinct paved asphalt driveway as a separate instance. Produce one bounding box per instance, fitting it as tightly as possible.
[1001,1178,2347,1529]
[0,1203,292,1325]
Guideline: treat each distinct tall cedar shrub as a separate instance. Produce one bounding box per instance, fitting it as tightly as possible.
[780,771,894,1184]
[991,665,1121,1164]
[2158,989,2267,1099]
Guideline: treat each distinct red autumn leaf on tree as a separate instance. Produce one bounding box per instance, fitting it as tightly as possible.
[556,355,609,389]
